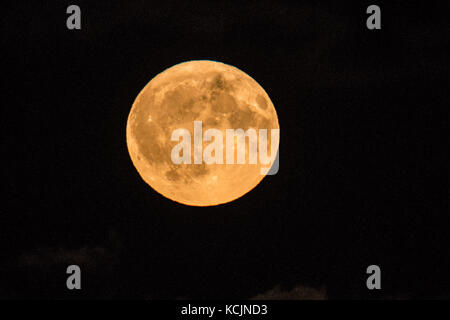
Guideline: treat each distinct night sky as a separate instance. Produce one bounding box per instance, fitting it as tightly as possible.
[1,1,448,299]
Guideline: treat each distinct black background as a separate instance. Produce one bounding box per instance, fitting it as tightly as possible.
[1,1,448,299]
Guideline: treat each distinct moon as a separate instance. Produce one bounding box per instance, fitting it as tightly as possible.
[126,60,279,206]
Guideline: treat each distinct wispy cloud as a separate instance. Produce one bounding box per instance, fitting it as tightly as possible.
[17,229,122,272]
[251,284,327,300]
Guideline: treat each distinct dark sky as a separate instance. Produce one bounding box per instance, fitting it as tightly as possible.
[1,1,448,299]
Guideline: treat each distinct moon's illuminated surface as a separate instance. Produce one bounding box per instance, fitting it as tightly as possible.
[126,60,279,206]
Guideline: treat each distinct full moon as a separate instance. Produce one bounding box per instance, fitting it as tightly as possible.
[126,60,279,206]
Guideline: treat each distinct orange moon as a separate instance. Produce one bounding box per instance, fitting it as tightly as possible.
[126,60,279,206]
